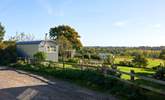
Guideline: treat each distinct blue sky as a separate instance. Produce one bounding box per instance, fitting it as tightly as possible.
[0,0,165,46]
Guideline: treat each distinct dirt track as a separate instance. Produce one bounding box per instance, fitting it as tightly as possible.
[0,67,118,100]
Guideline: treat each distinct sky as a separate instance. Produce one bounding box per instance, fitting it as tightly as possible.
[0,0,165,46]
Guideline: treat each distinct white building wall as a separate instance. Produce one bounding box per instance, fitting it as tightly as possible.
[17,44,39,58]
[38,42,59,62]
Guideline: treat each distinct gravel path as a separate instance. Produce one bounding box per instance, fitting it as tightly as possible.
[0,67,118,100]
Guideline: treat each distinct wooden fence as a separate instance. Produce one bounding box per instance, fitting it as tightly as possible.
[66,62,165,95]
[16,58,165,95]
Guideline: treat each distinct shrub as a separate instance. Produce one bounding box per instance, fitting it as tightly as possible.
[153,67,165,80]
[83,54,90,59]
[159,49,165,60]
[152,63,163,70]
[118,60,133,67]
[9,62,165,100]
[132,53,148,68]
[0,41,17,65]
[91,54,100,60]
[66,58,79,63]
[33,52,47,62]
[16,60,26,65]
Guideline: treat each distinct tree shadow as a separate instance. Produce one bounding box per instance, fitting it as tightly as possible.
[143,68,155,72]
[135,72,154,77]
[131,79,165,100]
[0,67,113,100]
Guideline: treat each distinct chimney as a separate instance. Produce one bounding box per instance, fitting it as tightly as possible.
[45,33,48,41]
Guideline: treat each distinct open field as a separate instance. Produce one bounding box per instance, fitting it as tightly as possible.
[115,56,164,68]
[117,66,155,79]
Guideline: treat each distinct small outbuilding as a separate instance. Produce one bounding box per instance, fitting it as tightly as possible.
[16,40,58,62]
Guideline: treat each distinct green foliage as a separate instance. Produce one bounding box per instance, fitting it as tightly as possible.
[118,60,133,67]
[33,52,47,62]
[11,62,165,100]
[49,25,82,50]
[90,54,100,60]
[103,54,115,66]
[159,49,165,60]
[66,58,79,63]
[82,47,160,59]
[154,67,165,80]
[16,60,26,65]
[0,41,17,65]
[0,22,5,42]
[132,53,148,68]
[58,35,72,56]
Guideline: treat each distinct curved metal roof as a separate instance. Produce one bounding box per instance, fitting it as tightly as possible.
[16,40,42,45]
[16,40,56,45]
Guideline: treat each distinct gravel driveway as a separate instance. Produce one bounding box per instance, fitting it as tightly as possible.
[0,67,118,100]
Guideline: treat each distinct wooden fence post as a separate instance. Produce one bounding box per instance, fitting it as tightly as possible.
[130,70,135,81]
[102,65,107,76]
[80,64,83,71]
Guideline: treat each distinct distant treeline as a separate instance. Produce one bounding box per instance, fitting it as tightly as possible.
[85,46,165,50]
[81,46,165,59]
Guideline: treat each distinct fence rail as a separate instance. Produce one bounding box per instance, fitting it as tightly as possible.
[14,58,165,95]
[66,62,165,95]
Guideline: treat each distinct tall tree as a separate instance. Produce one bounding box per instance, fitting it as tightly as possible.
[0,22,5,42]
[132,53,148,68]
[49,25,82,50]
[58,35,72,68]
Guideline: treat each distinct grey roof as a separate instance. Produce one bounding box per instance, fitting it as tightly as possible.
[16,40,42,45]
[16,40,55,45]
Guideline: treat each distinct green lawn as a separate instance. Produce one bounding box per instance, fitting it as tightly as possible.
[117,66,155,79]
[52,61,165,92]
[115,56,164,68]
[117,66,165,91]
[147,58,164,68]
[115,56,132,64]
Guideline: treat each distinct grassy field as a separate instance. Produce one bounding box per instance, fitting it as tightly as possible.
[115,56,164,68]
[114,56,164,79]
[114,57,165,91]
[117,66,155,79]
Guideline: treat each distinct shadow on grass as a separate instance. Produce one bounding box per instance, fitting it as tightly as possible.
[130,78,165,100]
[143,68,155,72]
[135,72,154,77]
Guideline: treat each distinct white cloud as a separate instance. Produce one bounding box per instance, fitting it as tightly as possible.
[113,21,127,27]
[36,0,64,16]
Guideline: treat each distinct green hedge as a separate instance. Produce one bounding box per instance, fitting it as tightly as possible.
[9,63,165,100]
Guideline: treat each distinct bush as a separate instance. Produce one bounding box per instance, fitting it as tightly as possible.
[118,60,134,67]
[83,54,90,59]
[9,62,165,100]
[33,52,47,62]
[91,54,100,60]
[159,49,165,60]
[16,60,26,65]
[153,67,165,80]
[132,53,148,68]
[0,41,17,65]
[66,58,79,63]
